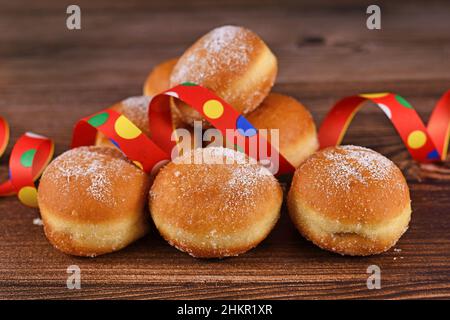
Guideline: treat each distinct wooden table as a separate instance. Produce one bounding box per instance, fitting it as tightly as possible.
[1,0,449,299]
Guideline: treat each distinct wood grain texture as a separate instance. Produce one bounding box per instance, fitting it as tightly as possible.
[1,0,450,299]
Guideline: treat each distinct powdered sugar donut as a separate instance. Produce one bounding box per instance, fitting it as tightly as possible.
[149,147,283,258]
[170,25,277,126]
[38,146,150,257]
[288,145,412,256]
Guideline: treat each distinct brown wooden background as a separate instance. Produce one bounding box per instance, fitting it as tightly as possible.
[1,0,450,299]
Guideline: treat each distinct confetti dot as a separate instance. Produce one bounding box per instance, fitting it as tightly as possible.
[236,116,257,137]
[360,93,389,99]
[377,103,392,119]
[109,138,120,149]
[114,115,142,139]
[181,82,197,86]
[18,186,38,207]
[20,149,36,168]
[203,100,224,119]
[395,95,413,109]
[427,149,440,160]
[407,130,427,149]
[88,112,109,127]
[133,161,143,170]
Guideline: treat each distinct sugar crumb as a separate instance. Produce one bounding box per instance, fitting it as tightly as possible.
[33,218,43,226]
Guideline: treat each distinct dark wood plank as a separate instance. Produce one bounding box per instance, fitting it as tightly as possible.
[0,0,449,299]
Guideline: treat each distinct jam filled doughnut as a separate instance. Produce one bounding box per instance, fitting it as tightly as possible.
[246,93,319,167]
[149,147,283,258]
[143,58,178,96]
[170,25,277,126]
[38,146,150,257]
[96,96,152,148]
[288,145,411,256]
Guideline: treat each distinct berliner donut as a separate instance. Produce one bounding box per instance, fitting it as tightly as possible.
[246,93,319,167]
[288,145,411,256]
[143,58,178,96]
[38,146,150,257]
[95,96,152,148]
[170,25,277,126]
[149,147,283,258]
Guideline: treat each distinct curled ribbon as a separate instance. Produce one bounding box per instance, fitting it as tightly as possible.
[318,91,450,162]
[0,116,54,207]
[72,83,295,176]
[3,86,448,208]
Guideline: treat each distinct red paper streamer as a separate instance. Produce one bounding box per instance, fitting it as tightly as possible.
[3,87,448,209]
[149,83,295,175]
[72,108,169,173]
[0,116,54,207]
[319,91,450,162]
[72,83,295,175]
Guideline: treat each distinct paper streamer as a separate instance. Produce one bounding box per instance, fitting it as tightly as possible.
[2,85,447,209]
[149,83,295,175]
[72,83,295,176]
[319,91,450,162]
[0,116,54,207]
[72,108,170,174]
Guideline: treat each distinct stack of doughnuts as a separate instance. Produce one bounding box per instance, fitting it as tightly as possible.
[143,25,319,164]
[36,25,412,258]
[140,25,319,257]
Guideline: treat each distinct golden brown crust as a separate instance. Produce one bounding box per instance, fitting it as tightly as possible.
[143,58,178,96]
[38,146,151,257]
[41,209,149,257]
[170,25,277,126]
[287,145,412,256]
[246,93,318,167]
[149,147,283,258]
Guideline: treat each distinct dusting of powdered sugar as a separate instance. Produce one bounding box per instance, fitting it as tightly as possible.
[122,95,152,110]
[170,26,276,117]
[170,26,255,87]
[120,96,152,134]
[224,164,273,201]
[47,147,137,207]
[174,146,250,165]
[203,25,252,58]
[32,218,43,226]
[153,147,276,214]
[320,145,395,190]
